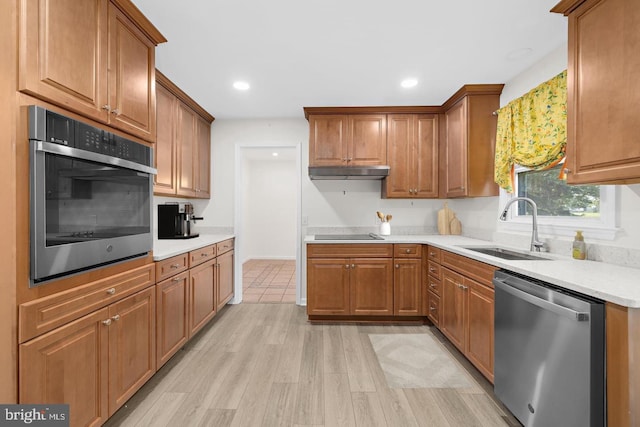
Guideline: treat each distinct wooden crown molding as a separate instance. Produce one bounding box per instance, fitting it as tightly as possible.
[110,0,167,44]
[303,84,504,119]
[550,0,587,15]
[156,70,215,123]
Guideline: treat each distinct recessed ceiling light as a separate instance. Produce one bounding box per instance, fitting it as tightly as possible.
[272,152,279,157]
[401,78,418,88]
[233,81,250,91]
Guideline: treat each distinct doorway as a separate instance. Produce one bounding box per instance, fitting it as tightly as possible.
[234,145,301,304]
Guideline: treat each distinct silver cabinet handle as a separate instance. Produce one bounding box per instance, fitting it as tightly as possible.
[172,276,182,281]
[430,252,436,256]
[102,319,112,326]
[345,265,350,269]
[429,267,436,272]
[201,253,208,257]
[395,264,400,268]
[112,314,120,321]
[429,306,437,311]
[430,283,437,288]
[111,108,120,115]
[564,168,572,174]
[170,263,181,269]
[409,189,414,194]
[405,249,411,254]
[102,104,111,112]
[351,264,355,268]
[106,288,116,295]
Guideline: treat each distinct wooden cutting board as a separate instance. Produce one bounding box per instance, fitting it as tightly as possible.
[437,202,452,235]
[450,216,462,235]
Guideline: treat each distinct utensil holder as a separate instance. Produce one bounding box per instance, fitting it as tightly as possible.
[380,222,391,236]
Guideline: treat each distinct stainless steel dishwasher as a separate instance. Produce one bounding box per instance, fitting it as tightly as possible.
[493,270,605,427]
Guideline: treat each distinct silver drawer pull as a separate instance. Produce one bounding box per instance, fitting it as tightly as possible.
[429,306,437,311]
[112,314,120,321]
[102,319,112,326]
[106,288,116,295]
[405,249,411,254]
[170,263,181,269]
[201,253,209,257]
[430,283,437,288]
[172,276,182,282]
[395,264,400,268]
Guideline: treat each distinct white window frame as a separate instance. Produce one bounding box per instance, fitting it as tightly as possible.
[497,164,619,240]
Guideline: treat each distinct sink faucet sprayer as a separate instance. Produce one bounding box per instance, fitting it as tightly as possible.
[499,197,547,252]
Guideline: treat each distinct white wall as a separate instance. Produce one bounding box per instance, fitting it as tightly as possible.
[241,156,297,262]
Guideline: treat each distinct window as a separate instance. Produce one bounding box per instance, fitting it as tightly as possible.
[499,162,618,240]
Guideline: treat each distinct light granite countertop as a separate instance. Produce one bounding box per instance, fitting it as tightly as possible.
[305,234,640,308]
[153,234,235,261]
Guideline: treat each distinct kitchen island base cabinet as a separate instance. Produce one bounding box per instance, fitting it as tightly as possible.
[20,286,156,425]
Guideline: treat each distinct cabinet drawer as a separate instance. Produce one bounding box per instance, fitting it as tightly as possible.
[393,244,422,258]
[156,254,189,282]
[189,245,216,267]
[307,244,393,258]
[427,290,440,327]
[427,261,441,280]
[426,276,441,296]
[216,238,234,255]
[441,250,496,287]
[427,246,441,263]
[19,264,155,343]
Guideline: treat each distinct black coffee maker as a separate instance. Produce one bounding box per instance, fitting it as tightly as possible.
[158,203,202,239]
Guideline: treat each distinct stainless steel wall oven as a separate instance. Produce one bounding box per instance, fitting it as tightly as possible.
[29,106,156,286]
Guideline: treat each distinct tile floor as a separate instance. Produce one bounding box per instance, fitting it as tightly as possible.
[242,259,297,303]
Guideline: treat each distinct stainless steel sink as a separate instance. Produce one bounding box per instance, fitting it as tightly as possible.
[462,247,550,261]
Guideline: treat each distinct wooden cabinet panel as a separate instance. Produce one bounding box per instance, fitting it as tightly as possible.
[196,116,211,197]
[442,87,502,198]
[349,115,387,165]
[426,246,441,263]
[394,244,422,258]
[107,3,156,141]
[441,267,466,352]
[308,115,348,166]
[427,261,441,280]
[384,114,438,198]
[427,290,440,327]
[189,260,216,337]
[108,287,156,415]
[20,308,110,427]
[18,0,109,123]
[177,103,198,197]
[217,250,234,310]
[444,99,468,198]
[154,83,177,195]
[393,258,422,316]
[216,239,235,255]
[156,272,189,369]
[350,259,393,316]
[563,0,640,184]
[307,259,350,315]
[466,278,494,382]
[307,244,393,258]
[427,277,441,297]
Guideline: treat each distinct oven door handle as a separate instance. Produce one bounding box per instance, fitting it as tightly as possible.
[32,140,157,175]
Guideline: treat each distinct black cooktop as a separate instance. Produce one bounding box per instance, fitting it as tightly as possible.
[314,233,385,241]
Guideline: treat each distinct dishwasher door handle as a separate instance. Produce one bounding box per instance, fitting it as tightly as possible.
[494,278,590,321]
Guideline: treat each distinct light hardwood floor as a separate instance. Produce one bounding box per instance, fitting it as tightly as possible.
[104,303,520,427]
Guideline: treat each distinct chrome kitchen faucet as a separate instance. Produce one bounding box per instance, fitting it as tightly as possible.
[499,197,547,252]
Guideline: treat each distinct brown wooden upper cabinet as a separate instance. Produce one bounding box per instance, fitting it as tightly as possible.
[307,113,387,166]
[552,0,640,184]
[18,0,166,143]
[441,85,503,198]
[383,114,439,198]
[154,70,214,199]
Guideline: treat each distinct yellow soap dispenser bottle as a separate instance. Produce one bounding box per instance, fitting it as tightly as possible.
[572,230,586,260]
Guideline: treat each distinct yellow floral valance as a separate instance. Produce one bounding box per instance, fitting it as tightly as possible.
[494,70,567,193]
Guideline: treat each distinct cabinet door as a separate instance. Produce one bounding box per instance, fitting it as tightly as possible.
[308,115,348,166]
[108,287,156,416]
[348,115,387,165]
[393,258,422,316]
[195,116,211,198]
[156,272,189,369]
[466,278,494,382]
[107,3,156,142]
[427,291,440,327]
[384,114,413,198]
[189,259,216,336]
[154,83,177,195]
[176,103,198,197]
[20,308,110,427]
[217,250,234,310]
[307,258,350,315]
[350,258,394,316]
[440,267,466,351]
[566,0,640,184]
[18,0,108,122]
[444,99,468,198]
[414,115,439,197]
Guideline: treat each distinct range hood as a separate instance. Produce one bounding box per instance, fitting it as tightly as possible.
[308,165,390,180]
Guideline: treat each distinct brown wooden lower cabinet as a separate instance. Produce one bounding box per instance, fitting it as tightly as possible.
[307,258,351,315]
[441,267,466,351]
[350,258,394,316]
[20,286,156,426]
[217,249,234,310]
[156,271,189,369]
[189,259,217,337]
[394,258,422,316]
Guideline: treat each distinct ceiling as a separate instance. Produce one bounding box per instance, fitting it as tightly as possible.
[133,0,567,120]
